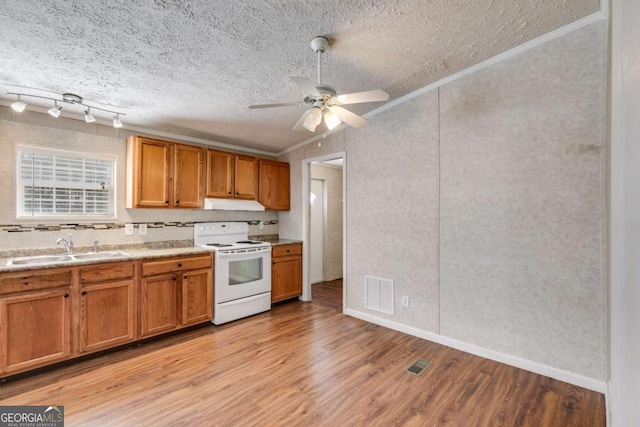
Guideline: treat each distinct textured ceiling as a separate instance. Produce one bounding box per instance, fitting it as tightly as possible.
[0,0,599,153]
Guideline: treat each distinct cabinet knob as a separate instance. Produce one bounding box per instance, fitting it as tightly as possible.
[176,200,180,204]
[81,291,87,296]
[228,192,231,195]
[235,192,239,195]
[177,263,182,267]
[64,293,70,298]
[165,200,169,204]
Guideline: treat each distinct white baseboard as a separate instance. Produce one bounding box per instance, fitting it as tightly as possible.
[344,308,607,394]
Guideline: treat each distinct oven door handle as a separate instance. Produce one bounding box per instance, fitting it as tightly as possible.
[217,292,270,307]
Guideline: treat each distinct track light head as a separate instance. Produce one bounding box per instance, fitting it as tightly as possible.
[84,108,95,123]
[11,95,27,113]
[113,114,123,128]
[48,101,62,118]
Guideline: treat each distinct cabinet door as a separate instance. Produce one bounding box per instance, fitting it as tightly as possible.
[271,255,302,303]
[258,160,290,211]
[140,274,178,338]
[234,155,258,200]
[80,280,136,353]
[1,289,71,374]
[206,149,234,198]
[181,269,213,326]
[174,144,204,208]
[131,137,171,208]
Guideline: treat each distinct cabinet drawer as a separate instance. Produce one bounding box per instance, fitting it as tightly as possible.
[142,255,212,277]
[1,269,73,295]
[272,244,302,258]
[79,262,135,284]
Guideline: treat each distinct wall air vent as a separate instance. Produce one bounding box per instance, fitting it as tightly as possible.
[365,276,394,315]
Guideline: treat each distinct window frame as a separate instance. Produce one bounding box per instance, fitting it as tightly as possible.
[15,144,118,220]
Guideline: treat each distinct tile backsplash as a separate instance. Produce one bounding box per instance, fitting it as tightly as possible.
[0,220,279,254]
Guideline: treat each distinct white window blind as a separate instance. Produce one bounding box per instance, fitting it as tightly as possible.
[17,146,116,218]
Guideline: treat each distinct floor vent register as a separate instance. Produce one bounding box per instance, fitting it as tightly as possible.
[405,359,432,376]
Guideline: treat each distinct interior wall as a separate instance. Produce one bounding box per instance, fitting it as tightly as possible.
[310,163,343,281]
[279,20,607,381]
[0,117,278,252]
[438,21,607,379]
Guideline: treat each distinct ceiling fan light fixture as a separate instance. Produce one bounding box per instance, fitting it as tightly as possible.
[303,107,322,132]
[11,95,27,112]
[323,109,341,130]
[48,101,62,118]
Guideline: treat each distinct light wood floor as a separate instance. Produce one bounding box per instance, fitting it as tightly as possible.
[0,284,605,426]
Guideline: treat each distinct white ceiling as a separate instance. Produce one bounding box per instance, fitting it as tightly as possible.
[0,1,599,154]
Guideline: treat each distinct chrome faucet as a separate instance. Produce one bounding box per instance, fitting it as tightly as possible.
[56,234,74,254]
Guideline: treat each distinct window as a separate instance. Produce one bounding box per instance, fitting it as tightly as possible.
[17,145,116,218]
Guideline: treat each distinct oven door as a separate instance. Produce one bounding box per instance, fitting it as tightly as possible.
[215,246,271,304]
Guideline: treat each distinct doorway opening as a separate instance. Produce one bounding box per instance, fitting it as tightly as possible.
[303,153,346,312]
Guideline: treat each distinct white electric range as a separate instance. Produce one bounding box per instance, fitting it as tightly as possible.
[194,222,271,325]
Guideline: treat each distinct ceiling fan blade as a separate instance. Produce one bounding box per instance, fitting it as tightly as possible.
[334,89,389,105]
[329,106,367,128]
[293,109,313,131]
[248,102,304,109]
[290,76,320,97]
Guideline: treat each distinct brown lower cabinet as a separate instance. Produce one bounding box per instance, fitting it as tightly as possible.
[0,253,213,378]
[271,243,302,303]
[79,262,136,354]
[140,255,213,338]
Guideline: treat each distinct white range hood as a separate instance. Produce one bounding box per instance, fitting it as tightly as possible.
[203,198,265,211]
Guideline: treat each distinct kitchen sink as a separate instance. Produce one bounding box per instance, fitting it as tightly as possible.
[5,251,131,267]
[8,255,75,266]
[72,251,130,260]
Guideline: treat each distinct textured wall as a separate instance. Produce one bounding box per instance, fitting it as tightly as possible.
[438,22,606,379]
[279,21,607,380]
[311,163,343,281]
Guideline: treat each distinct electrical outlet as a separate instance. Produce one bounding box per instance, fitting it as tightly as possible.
[138,223,147,235]
[259,221,264,230]
[402,295,410,307]
[124,223,134,236]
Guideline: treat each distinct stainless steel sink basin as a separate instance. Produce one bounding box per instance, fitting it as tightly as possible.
[8,254,75,266]
[5,251,130,267]
[72,251,130,260]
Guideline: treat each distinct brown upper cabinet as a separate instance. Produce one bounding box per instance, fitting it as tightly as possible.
[205,149,258,200]
[126,135,204,208]
[259,159,290,211]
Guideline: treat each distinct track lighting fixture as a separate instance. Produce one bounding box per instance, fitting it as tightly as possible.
[47,100,62,118]
[7,91,125,128]
[84,107,96,123]
[10,95,27,112]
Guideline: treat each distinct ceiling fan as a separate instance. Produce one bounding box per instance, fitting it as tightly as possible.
[248,36,389,132]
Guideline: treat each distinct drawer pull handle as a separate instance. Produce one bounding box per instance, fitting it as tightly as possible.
[64,293,70,298]
[81,291,87,296]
